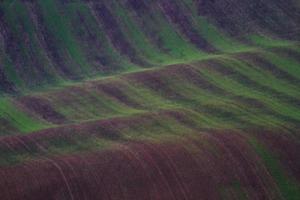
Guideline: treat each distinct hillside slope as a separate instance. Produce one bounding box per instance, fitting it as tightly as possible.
[0,0,300,200]
[0,0,299,92]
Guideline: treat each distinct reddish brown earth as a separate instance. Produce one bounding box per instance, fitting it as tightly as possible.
[18,96,67,124]
[252,129,300,182]
[95,82,140,107]
[0,131,284,200]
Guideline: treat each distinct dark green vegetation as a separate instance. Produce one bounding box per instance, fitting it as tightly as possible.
[0,0,300,199]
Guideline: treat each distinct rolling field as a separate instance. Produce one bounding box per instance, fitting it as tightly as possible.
[0,0,300,199]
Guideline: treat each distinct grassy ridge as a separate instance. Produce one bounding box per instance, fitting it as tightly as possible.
[1,0,298,92]
[1,43,299,135]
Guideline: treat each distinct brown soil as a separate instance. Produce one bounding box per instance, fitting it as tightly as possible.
[18,96,67,124]
[0,130,284,200]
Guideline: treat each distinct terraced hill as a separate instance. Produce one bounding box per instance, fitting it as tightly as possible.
[0,0,300,199]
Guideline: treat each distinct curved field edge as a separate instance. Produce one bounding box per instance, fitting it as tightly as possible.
[0,43,299,135]
[0,129,299,200]
[0,0,299,93]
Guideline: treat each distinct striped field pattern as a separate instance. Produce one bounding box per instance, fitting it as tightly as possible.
[0,0,300,199]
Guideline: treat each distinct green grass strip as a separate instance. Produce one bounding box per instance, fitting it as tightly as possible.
[250,137,300,200]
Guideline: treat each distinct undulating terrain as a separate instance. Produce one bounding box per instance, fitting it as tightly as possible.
[0,0,300,199]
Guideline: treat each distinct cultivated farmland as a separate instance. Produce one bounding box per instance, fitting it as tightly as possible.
[0,0,300,199]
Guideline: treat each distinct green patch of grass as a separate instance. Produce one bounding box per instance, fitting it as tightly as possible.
[122,1,206,61]
[197,66,300,123]
[0,98,47,133]
[2,56,24,89]
[62,1,137,72]
[248,34,294,48]
[180,0,249,52]
[218,57,300,98]
[38,0,91,75]
[1,0,60,87]
[108,1,172,65]
[263,52,300,80]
